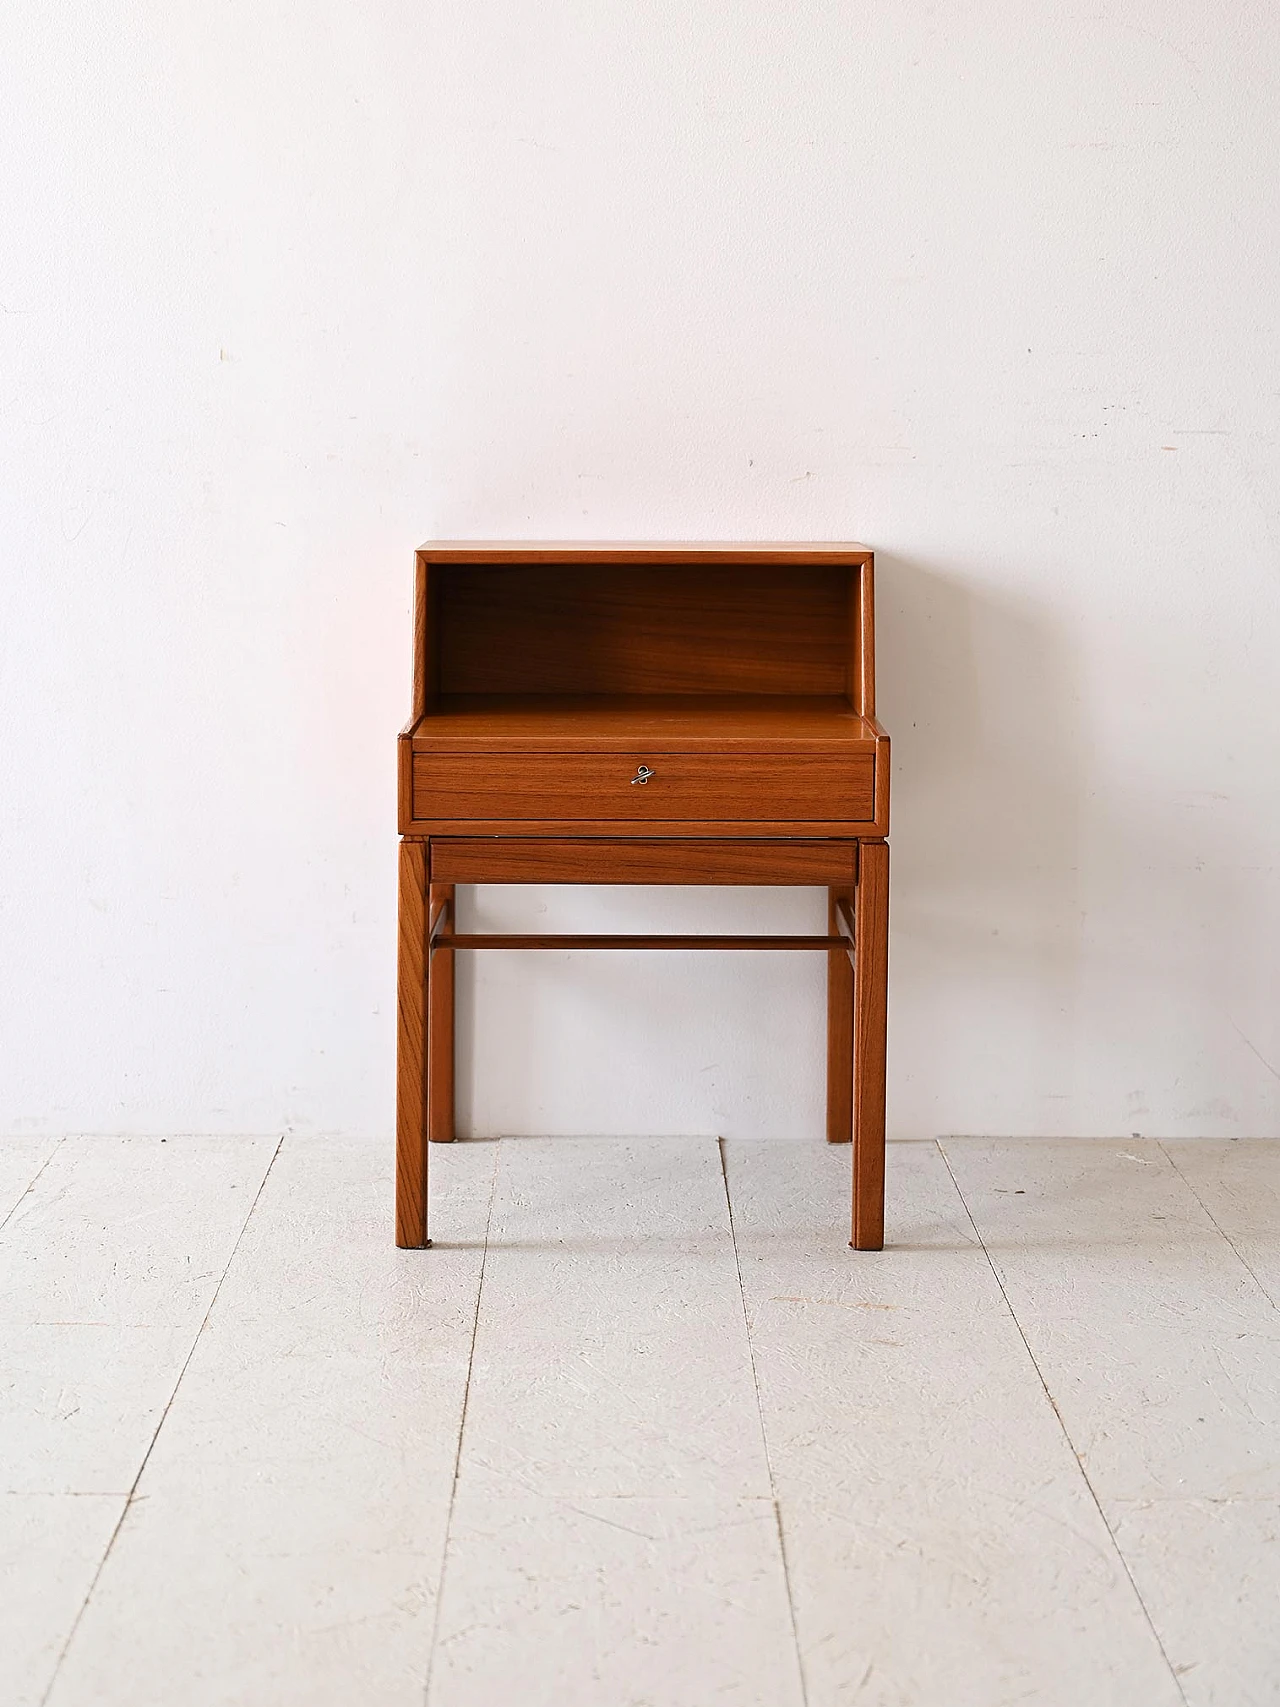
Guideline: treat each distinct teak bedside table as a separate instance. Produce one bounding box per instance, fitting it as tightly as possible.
[396,542,890,1250]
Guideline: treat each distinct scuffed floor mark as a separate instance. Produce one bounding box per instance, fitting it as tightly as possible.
[770,1297,898,1310]
[1230,1022,1280,1085]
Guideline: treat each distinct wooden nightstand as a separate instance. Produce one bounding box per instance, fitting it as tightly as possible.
[396,542,890,1249]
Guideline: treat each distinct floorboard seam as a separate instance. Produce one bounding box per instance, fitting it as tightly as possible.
[421,1138,500,1707]
[935,1139,1191,1707]
[1157,1139,1279,1311]
[0,1137,67,1237]
[718,1138,810,1707]
[37,1132,285,1707]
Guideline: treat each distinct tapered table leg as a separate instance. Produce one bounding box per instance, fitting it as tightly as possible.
[396,839,431,1247]
[826,884,854,1143]
[428,881,456,1142]
[852,840,889,1250]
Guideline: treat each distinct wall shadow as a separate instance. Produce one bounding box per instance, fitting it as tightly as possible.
[876,552,1087,1135]
[876,550,1275,1139]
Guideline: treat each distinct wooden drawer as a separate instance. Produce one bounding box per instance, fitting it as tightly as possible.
[412,750,875,823]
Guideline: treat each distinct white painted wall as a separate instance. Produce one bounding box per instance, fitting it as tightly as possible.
[3,3,1278,1141]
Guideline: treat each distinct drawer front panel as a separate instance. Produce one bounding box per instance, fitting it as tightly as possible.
[412,751,875,823]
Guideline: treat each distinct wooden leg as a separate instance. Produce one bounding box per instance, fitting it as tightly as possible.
[852,839,889,1251]
[826,884,854,1143]
[428,881,456,1142]
[396,840,430,1247]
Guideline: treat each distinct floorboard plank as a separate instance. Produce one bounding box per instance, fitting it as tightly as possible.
[941,1138,1280,1501]
[0,1138,61,1227]
[1109,1495,1280,1707]
[455,1137,771,1497]
[944,1137,1280,1707]
[726,1139,1182,1707]
[0,1322,194,1494]
[428,1495,804,1707]
[0,1136,279,1331]
[0,1138,277,1495]
[427,1138,797,1704]
[0,1493,124,1706]
[1162,1138,1280,1309]
[47,1136,494,1707]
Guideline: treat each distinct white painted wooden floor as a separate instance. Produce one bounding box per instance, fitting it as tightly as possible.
[2,1136,1278,1706]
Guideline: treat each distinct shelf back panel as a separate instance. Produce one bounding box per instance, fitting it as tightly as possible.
[434,562,852,697]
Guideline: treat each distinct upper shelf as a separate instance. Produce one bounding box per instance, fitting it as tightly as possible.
[410,695,881,752]
[411,544,878,724]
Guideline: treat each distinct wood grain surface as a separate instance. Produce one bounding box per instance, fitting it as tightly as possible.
[407,814,886,838]
[410,694,876,751]
[436,562,855,697]
[856,555,876,718]
[395,840,430,1246]
[826,883,855,1145]
[436,933,849,952]
[418,540,872,563]
[412,751,876,824]
[851,840,889,1250]
[429,838,858,886]
[427,881,455,1145]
